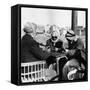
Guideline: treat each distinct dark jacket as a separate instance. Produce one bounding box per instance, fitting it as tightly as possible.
[46,39,55,52]
[46,39,64,53]
[67,38,86,66]
[68,38,84,50]
[21,34,55,63]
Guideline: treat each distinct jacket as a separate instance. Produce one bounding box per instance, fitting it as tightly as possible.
[21,34,55,63]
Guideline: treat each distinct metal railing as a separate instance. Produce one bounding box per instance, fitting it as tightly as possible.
[21,61,46,83]
[21,56,68,83]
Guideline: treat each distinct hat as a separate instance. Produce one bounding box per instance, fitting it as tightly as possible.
[23,22,37,33]
[65,30,75,38]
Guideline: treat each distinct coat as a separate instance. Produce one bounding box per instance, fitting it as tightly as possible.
[68,38,84,50]
[62,38,86,80]
[21,34,50,63]
[21,34,56,63]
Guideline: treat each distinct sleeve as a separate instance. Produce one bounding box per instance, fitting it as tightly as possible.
[27,38,52,60]
[46,39,50,47]
[76,38,84,50]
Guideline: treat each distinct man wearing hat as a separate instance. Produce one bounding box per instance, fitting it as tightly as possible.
[62,30,86,80]
[65,30,85,59]
[46,25,64,53]
[21,22,60,67]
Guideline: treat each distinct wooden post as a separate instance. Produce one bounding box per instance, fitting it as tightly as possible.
[71,10,78,32]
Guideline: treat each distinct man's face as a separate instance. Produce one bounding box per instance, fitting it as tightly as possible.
[52,36,57,41]
[51,31,59,42]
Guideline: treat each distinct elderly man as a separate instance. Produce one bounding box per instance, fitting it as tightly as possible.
[46,25,64,53]
[21,22,60,68]
[65,30,85,61]
[62,30,86,80]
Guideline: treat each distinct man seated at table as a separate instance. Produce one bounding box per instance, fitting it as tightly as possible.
[21,22,60,67]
